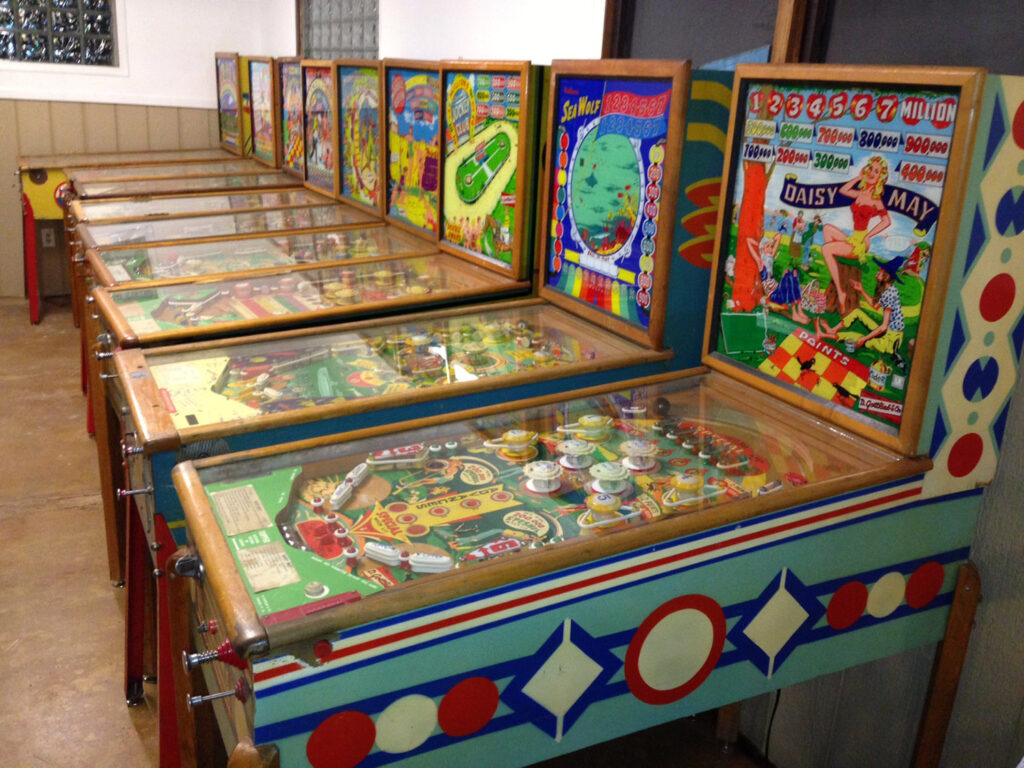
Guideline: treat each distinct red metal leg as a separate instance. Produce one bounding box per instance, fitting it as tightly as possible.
[80,323,88,395]
[83,302,97,434]
[124,499,148,706]
[22,194,40,325]
[155,516,183,768]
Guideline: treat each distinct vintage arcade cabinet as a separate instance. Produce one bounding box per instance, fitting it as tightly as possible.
[165,63,1024,768]
[102,56,745,766]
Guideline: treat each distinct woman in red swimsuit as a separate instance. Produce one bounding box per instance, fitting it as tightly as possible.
[820,156,891,314]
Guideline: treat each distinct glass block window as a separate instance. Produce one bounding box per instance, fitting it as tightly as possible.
[0,0,116,65]
[301,0,377,59]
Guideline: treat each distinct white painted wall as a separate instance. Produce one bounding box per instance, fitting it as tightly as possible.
[379,0,605,63]
[0,0,297,108]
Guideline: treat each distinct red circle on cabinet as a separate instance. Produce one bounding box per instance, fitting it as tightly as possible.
[827,581,868,630]
[906,561,945,609]
[438,677,500,737]
[947,433,984,478]
[306,710,376,768]
[979,273,1016,322]
[1012,100,1024,149]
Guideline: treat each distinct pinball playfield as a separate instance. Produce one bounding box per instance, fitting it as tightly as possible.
[71,172,301,200]
[79,203,379,251]
[96,254,513,343]
[66,159,269,184]
[192,373,894,620]
[85,226,431,287]
[68,189,330,226]
[141,303,646,431]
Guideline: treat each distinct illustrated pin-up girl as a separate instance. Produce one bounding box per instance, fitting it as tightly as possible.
[747,232,809,324]
[820,156,891,314]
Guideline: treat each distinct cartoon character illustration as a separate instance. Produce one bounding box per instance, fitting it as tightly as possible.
[801,214,823,270]
[820,156,892,314]
[788,210,806,265]
[906,242,932,280]
[747,232,809,324]
[280,67,305,171]
[748,233,780,295]
[815,254,906,361]
[724,253,736,281]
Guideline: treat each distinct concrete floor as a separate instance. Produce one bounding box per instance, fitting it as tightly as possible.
[0,298,157,767]
[0,298,763,768]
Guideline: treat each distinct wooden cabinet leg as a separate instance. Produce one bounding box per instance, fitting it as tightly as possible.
[86,301,126,583]
[912,561,981,768]
[715,702,741,746]
[227,741,279,768]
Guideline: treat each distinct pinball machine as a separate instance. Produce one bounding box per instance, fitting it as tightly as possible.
[102,57,741,766]
[73,207,386,405]
[65,53,318,329]
[66,172,302,328]
[164,63,1024,768]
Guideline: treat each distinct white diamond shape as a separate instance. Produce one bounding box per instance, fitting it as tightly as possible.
[743,569,809,677]
[521,619,602,740]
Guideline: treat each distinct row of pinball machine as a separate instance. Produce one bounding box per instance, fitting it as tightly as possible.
[18,52,1024,768]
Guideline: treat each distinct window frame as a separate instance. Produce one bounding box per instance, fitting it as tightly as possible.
[297,0,377,60]
[0,0,125,72]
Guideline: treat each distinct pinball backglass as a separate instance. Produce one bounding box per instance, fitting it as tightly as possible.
[216,52,243,155]
[384,59,441,236]
[538,59,689,349]
[302,60,341,198]
[439,60,537,280]
[279,57,306,178]
[338,60,385,216]
[703,64,984,454]
[249,57,282,168]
